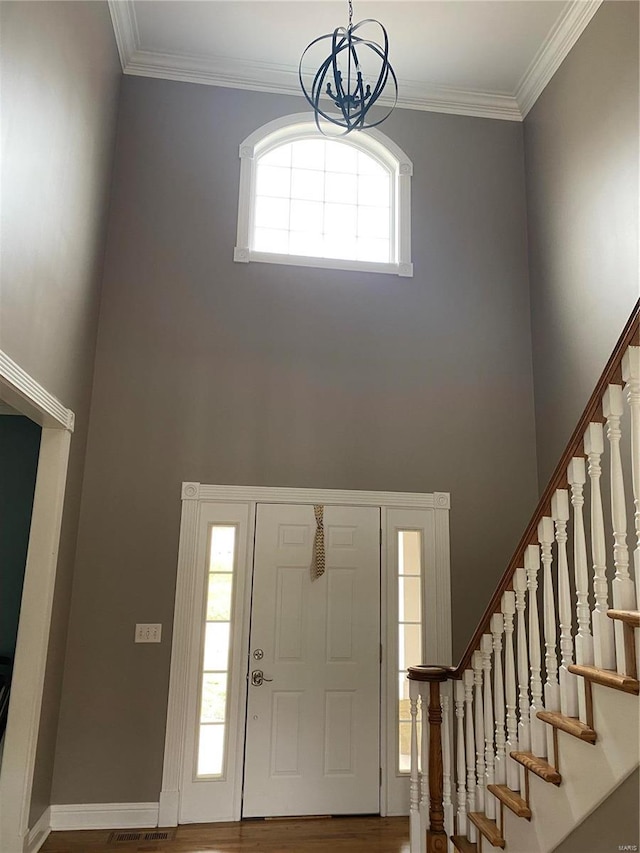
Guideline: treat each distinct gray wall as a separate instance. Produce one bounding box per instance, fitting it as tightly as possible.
[0,1,121,825]
[51,77,539,804]
[0,417,41,658]
[524,3,639,845]
[553,768,639,853]
[524,0,639,488]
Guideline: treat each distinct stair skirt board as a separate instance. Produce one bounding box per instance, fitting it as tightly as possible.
[49,803,160,831]
[499,685,639,853]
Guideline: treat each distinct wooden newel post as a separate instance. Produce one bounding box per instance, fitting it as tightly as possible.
[428,680,445,843]
[408,665,451,853]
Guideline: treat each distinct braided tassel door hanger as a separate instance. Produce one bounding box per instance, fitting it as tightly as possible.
[312,505,326,579]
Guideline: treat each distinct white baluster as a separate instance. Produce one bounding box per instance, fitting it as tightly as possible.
[525,545,546,757]
[501,591,518,791]
[491,613,506,788]
[568,456,594,723]
[622,346,640,612]
[538,515,559,760]
[514,567,530,793]
[481,634,496,819]
[585,423,616,669]
[549,489,578,716]
[463,669,477,844]
[409,678,420,853]
[604,384,636,675]
[442,691,454,846]
[455,680,467,838]
[552,489,579,718]
[472,650,485,815]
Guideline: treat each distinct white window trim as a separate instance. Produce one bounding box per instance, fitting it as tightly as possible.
[234,113,414,278]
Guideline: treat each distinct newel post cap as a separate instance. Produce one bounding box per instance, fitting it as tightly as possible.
[407,665,452,682]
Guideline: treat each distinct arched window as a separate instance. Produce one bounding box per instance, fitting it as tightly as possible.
[234,114,413,277]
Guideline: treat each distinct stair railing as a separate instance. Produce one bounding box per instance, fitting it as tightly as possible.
[408,300,640,853]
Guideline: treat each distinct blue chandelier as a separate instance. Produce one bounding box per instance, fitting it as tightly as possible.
[299,0,398,135]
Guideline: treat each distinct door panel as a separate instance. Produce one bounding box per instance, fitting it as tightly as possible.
[243,503,380,817]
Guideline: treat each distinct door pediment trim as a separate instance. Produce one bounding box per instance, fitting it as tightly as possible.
[181,482,450,510]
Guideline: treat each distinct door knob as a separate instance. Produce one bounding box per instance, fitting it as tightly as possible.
[251,669,273,687]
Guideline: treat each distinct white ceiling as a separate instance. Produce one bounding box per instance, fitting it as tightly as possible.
[108,0,602,120]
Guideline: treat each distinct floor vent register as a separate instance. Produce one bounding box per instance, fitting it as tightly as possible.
[106,829,176,844]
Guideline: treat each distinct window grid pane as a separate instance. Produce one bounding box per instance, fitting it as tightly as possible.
[197,525,237,779]
[198,724,225,776]
[253,138,392,263]
[398,529,423,773]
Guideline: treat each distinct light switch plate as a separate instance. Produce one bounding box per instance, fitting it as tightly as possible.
[135,623,162,643]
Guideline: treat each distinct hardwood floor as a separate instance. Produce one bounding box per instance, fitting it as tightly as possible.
[42,816,410,852]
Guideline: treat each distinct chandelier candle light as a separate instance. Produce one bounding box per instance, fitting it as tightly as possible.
[299,0,398,134]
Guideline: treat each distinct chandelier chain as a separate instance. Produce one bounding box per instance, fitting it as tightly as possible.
[348,0,353,29]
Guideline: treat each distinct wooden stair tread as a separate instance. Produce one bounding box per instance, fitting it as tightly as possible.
[451,835,477,853]
[468,813,505,848]
[607,608,640,627]
[487,783,532,818]
[509,751,561,785]
[569,664,640,695]
[536,710,597,743]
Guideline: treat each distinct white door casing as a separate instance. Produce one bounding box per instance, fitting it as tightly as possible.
[0,351,74,853]
[160,484,451,827]
[243,503,380,817]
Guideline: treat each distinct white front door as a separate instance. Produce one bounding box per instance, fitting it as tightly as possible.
[242,503,381,817]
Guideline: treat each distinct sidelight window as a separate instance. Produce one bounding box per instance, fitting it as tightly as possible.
[397,529,423,772]
[197,525,237,777]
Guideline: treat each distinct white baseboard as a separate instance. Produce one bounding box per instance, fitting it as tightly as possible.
[26,807,51,853]
[49,803,159,831]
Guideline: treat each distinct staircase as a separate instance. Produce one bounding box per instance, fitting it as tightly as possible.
[408,301,640,853]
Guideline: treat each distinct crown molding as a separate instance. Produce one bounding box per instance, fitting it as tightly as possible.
[394,80,520,121]
[107,0,602,124]
[515,0,603,118]
[108,0,139,70]
[107,0,519,121]
[120,44,522,122]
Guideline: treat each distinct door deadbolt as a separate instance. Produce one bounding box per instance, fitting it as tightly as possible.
[253,648,264,660]
[251,669,273,687]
